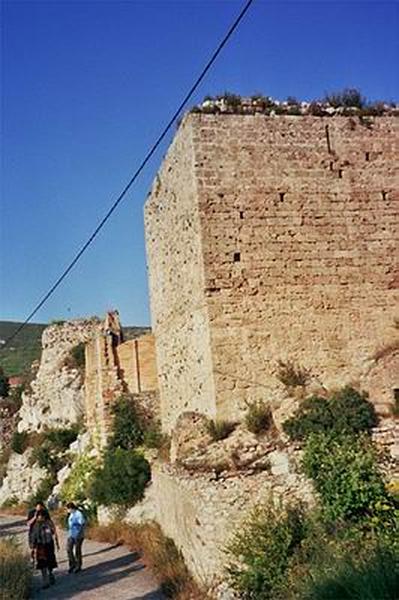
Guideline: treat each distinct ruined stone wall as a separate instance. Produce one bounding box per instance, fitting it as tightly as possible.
[145,123,216,431]
[84,333,124,449]
[84,331,159,448]
[116,335,158,394]
[145,458,312,585]
[145,115,399,431]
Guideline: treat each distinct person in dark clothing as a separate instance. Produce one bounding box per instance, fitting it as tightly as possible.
[31,509,60,588]
[27,502,51,559]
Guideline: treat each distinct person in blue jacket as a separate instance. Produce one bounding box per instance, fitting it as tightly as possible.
[66,502,86,573]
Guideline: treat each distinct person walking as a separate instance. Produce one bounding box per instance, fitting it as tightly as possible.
[66,502,86,573]
[27,501,53,561]
[31,509,60,588]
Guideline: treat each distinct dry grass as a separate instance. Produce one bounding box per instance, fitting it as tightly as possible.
[0,538,31,599]
[0,504,28,517]
[88,521,211,599]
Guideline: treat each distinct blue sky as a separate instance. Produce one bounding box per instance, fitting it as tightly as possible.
[1,0,398,327]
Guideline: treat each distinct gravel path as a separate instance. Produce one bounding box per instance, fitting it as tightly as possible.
[0,514,165,599]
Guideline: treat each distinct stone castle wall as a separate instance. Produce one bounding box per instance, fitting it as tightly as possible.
[84,325,159,448]
[116,335,158,394]
[145,125,217,430]
[145,115,399,431]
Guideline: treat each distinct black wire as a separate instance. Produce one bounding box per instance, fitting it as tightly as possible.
[2,0,255,348]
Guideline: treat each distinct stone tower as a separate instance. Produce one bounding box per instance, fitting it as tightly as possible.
[145,114,399,432]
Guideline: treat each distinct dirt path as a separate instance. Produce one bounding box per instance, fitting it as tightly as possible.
[0,514,165,599]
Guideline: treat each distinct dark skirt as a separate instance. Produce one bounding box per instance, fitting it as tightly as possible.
[36,540,57,570]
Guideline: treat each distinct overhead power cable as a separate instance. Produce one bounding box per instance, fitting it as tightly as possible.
[3,0,255,348]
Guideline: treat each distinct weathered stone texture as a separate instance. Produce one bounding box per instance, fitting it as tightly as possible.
[84,320,159,449]
[0,448,47,505]
[18,319,99,432]
[145,124,217,431]
[152,460,313,585]
[116,334,158,394]
[84,332,124,448]
[145,115,399,431]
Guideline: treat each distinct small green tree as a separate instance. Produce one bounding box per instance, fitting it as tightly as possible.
[89,448,150,507]
[109,395,143,450]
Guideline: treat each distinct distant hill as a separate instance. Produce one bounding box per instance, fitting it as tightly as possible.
[0,321,46,377]
[0,321,152,377]
[123,326,151,341]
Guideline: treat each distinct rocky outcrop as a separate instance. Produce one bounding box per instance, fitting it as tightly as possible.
[0,448,47,505]
[18,319,99,432]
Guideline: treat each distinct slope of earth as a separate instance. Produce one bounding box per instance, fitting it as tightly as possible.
[0,514,164,599]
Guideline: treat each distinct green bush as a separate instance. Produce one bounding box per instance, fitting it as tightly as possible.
[277,360,311,390]
[0,538,31,599]
[207,419,236,441]
[218,92,242,107]
[70,342,85,369]
[28,475,56,506]
[1,496,20,509]
[109,395,143,450]
[10,430,29,454]
[142,423,166,449]
[245,401,273,434]
[324,88,365,109]
[60,452,97,504]
[90,448,150,507]
[0,368,10,398]
[302,433,395,526]
[283,386,377,441]
[30,426,79,475]
[226,502,307,599]
[302,545,399,600]
[45,425,80,451]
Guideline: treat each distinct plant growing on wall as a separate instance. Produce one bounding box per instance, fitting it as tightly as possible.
[245,400,273,434]
[89,448,150,507]
[283,386,377,441]
[109,394,144,450]
[277,360,311,391]
[207,419,236,441]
